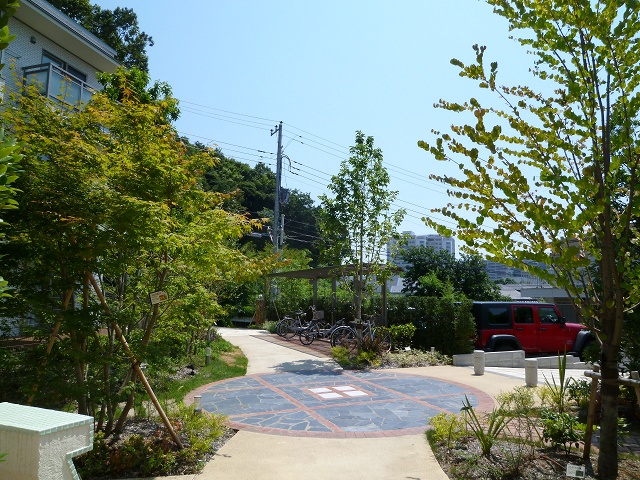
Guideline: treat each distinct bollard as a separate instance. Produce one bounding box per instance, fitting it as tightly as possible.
[473,350,485,375]
[431,347,435,353]
[525,358,538,387]
[194,395,202,414]
[205,346,211,366]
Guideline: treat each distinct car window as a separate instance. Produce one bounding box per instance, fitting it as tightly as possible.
[514,307,534,324]
[487,306,509,325]
[539,307,560,324]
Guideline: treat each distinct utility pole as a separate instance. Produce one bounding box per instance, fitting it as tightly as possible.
[271,121,283,254]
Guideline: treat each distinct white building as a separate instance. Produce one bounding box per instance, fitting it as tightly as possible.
[2,0,119,107]
[387,231,455,270]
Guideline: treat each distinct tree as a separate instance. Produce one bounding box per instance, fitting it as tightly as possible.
[419,1,640,477]
[400,246,502,300]
[0,75,274,437]
[47,0,153,71]
[319,131,405,322]
[97,67,179,123]
[203,150,322,263]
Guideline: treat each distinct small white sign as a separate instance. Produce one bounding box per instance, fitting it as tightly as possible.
[566,464,586,478]
[149,291,169,305]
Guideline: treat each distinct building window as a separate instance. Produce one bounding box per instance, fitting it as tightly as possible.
[23,51,94,107]
[42,51,87,82]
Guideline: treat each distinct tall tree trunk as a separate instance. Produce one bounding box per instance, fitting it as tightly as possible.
[598,341,620,480]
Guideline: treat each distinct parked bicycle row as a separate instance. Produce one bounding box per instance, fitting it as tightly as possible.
[274,307,391,353]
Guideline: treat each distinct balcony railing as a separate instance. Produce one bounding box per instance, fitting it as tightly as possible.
[22,63,95,108]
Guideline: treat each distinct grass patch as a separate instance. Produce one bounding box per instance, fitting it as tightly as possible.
[161,340,247,404]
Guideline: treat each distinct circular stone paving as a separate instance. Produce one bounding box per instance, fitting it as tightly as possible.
[191,370,494,438]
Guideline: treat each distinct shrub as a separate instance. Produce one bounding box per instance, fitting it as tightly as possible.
[381,349,451,368]
[392,297,475,355]
[387,323,416,350]
[261,320,278,334]
[428,412,467,448]
[540,408,585,454]
[496,386,535,416]
[75,403,229,477]
[566,378,591,410]
[461,395,510,457]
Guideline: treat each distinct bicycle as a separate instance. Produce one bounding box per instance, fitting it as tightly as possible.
[330,315,391,354]
[299,317,347,345]
[276,309,308,338]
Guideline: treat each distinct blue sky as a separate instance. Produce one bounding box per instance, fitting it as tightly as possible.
[94,1,535,237]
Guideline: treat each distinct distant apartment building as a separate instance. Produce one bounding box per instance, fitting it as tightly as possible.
[387,232,455,269]
[1,0,119,107]
[484,259,551,285]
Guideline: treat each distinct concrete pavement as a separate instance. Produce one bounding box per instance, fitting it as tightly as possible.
[123,328,635,480]
[191,328,528,480]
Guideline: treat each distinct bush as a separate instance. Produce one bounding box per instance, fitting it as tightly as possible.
[381,349,451,368]
[388,297,476,355]
[540,408,585,454]
[387,323,416,350]
[261,320,278,334]
[566,378,591,410]
[428,412,467,448]
[496,386,535,416]
[75,405,228,478]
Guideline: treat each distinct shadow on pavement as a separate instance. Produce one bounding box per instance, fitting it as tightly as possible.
[273,359,342,373]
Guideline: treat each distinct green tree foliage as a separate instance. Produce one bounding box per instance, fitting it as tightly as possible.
[97,67,179,123]
[319,131,405,321]
[400,246,503,300]
[203,149,322,264]
[419,1,640,476]
[266,246,315,316]
[47,0,153,71]
[0,77,274,433]
[0,1,18,53]
[0,1,21,299]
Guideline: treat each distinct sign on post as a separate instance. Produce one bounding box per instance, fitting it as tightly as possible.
[149,291,168,305]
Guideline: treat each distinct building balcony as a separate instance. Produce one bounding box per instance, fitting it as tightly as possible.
[22,63,95,108]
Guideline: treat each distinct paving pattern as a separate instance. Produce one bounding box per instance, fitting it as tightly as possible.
[193,369,494,438]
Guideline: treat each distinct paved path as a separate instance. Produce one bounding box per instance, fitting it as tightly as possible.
[182,329,639,479]
[192,328,470,479]
[190,369,492,438]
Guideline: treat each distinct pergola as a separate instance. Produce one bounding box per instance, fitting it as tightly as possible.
[267,263,392,325]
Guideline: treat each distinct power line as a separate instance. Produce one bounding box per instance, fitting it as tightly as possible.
[180,100,278,124]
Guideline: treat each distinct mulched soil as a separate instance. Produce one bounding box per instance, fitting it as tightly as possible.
[432,437,640,480]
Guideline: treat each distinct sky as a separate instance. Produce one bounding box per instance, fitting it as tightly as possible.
[93,1,536,241]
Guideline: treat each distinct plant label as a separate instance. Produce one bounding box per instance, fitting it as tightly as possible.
[566,464,585,478]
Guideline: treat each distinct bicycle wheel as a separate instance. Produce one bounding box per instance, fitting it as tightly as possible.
[276,319,289,337]
[299,324,319,345]
[374,327,392,353]
[332,326,358,355]
[330,325,349,347]
[283,317,299,338]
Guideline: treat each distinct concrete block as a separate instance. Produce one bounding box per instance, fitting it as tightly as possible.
[525,358,538,387]
[473,350,485,375]
[0,402,93,480]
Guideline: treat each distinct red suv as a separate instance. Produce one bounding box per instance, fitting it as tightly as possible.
[472,302,594,357]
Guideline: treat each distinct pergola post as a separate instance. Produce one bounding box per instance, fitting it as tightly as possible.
[381,278,388,326]
[331,277,337,323]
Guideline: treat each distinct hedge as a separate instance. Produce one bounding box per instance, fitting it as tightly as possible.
[266,294,476,355]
